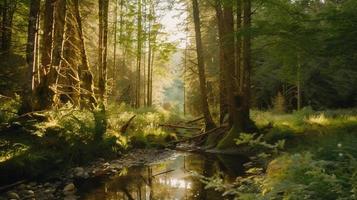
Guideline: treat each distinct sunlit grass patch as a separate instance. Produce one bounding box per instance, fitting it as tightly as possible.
[0,140,29,162]
[306,113,330,125]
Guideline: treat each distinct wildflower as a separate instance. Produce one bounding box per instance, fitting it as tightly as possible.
[339,153,343,157]
[337,143,342,148]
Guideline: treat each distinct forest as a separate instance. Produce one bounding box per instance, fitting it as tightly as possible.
[0,0,357,199]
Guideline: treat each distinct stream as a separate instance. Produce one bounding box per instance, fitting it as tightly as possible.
[76,152,248,200]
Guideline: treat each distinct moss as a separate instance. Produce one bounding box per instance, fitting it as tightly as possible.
[216,125,242,150]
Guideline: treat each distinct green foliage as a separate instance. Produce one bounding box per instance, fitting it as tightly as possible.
[200,109,357,200]
[235,133,285,155]
[0,95,20,123]
[107,103,180,148]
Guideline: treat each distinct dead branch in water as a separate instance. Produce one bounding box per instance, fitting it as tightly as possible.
[172,125,228,144]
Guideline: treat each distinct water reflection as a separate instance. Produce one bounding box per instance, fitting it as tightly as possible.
[79,153,247,200]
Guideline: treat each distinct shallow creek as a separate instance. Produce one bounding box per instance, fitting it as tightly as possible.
[77,152,248,200]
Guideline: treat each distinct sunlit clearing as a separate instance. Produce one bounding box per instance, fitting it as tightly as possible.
[306,114,330,126]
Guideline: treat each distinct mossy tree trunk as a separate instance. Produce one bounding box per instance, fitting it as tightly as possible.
[98,0,109,103]
[35,0,67,110]
[191,0,216,130]
[20,0,41,114]
[73,0,97,109]
[216,0,255,150]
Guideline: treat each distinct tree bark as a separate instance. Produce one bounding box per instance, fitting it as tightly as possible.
[1,0,17,55]
[41,0,54,76]
[136,0,142,108]
[20,0,41,113]
[241,0,251,120]
[73,0,97,109]
[35,0,67,110]
[191,0,216,130]
[214,0,228,125]
[58,0,81,106]
[216,0,255,150]
[98,0,109,103]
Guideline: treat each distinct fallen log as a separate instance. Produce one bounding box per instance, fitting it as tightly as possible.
[159,124,202,130]
[0,180,26,192]
[186,116,204,124]
[172,126,228,144]
[120,115,136,134]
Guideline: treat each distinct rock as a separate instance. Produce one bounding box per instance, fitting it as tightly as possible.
[7,192,20,199]
[73,167,84,177]
[23,190,35,197]
[18,184,26,190]
[63,183,76,193]
[29,182,36,187]
[83,172,89,179]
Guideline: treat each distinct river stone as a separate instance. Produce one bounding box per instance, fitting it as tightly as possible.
[7,192,20,199]
[73,167,84,177]
[63,183,76,192]
[23,190,35,196]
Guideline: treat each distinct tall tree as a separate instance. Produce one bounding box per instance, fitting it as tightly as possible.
[20,0,41,113]
[41,0,54,76]
[98,0,109,102]
[214,0,228,124]
[191,0,216,130]
[1,0,16,54]
[35,0,67,109]
[74,0,97,109]
[216,0,255,149]
[136,0,143,108]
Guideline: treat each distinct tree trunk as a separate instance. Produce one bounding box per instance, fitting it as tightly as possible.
[57,0,81,107]
[98,0,109,103]
[136,0,142,108]
[41,0,54,76]
[1,0,16,55]
[214,0,228,125]
[236,0,242,91]
[73,0,97,109]
[191,0,216,130]
[113,0,118,97]
[216,0,255,150]
[20,0,41,114]
[241,0,252,121]
[35,0,67,110]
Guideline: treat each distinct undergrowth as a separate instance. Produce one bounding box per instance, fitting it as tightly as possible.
[199,108,357,200]
[0,100,181,185]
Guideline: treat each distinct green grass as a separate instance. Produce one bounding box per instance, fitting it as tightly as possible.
[203,108,357,200]
[0,101,182,186]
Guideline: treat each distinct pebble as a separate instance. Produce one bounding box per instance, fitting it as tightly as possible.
[63,183,76,192]
[23,190,35,196]
[73,167,84,177]
[7,192,20,199]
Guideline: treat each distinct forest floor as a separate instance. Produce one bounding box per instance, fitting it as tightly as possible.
[1,105,357,199]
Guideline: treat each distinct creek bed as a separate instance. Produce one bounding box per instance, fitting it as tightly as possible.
[76,152,248,200]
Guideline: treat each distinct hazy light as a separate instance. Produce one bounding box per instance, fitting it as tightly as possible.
[160,1,187,49]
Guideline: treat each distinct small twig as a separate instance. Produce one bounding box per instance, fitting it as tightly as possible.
[152,169,175,177]
[172,126,228,144]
